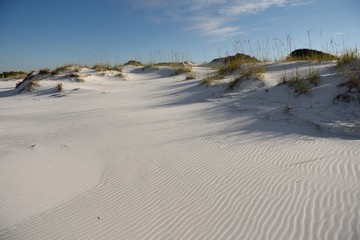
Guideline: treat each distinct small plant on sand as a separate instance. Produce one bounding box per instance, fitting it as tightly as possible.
[250,64,266,80]
[115,73,125,79]
[201,73,224,86]
[282,94,293,114]
[93,64,112,72]
[228,75,245,90]
[15,71,41,92]
[75,77,85,83]
[67,73,85,82]
[290,70,309,94]
[348,72,360,91]
[52,64,74,75]
[112,65,123,72]
[27,80,41,92]
[217,54,259,76]
[280,69,309,94]
[57,83,63,92]
[336,49,360,92]
[337,49,358,72]
[174,66,192,75]
[218,60,242,75]
[185,72,196,80]
[39,68,51,75]
[227,64,265,91]
[142,65,160,71]
[306,67,321,86]
[293,78,309,94]
[278,72,289,85]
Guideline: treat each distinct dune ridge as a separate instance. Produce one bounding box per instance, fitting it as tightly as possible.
[0,65,359,239]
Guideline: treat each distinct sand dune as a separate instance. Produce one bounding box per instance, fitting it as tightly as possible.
[0,64,359,239]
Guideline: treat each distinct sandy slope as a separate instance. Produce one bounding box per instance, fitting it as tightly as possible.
[0,65,359,239]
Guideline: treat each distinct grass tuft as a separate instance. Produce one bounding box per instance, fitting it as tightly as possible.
[112,65,123,72]
[306,67,321,86]
[348,72,360,91]
[93,64,112,72]
[115,73,125,79]
[279,67,320,95]
[185,72,196,80]
[227,64,265,91]
[201,73,224,86]
[228,75,245,91]
[57,83,63,92]
[174,66,192,75]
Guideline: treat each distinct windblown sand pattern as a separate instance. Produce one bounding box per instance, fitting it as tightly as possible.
[1,66,359,239]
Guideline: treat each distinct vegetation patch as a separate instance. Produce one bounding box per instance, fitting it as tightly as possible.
[52,65,72,75]
[227,64,265,91]
[14,71,43,92]
[286,49,337,62]
[112,65,123,72]
[124,60,143,66]
[174,66,192,75]
[336,49,360,93]
[337,49,358,71]
[1,71,27,79]
[185,72,196,80]
[39,68,51,75]
[228,75,246,91]
[210,53,259,66]
[279,68,320,95]
[201,73,224,87]
[92,64,112,72]
[115,73,125,79]
[57,83,63,92]
[65,73,85,82]
[306,67,321,86]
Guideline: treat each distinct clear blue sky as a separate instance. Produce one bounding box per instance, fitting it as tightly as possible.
[1,0,359,71]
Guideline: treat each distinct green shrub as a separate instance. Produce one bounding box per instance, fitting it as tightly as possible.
[286,49,337,62]
[39,68,51,75]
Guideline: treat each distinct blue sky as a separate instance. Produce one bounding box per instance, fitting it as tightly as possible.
[0,0,359,71]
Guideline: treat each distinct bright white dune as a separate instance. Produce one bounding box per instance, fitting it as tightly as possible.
[0,64,359,239]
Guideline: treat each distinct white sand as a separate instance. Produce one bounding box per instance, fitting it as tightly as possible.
[0,64,359,239]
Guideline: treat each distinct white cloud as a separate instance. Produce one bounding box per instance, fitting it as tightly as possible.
[129,0,313,40]
[334,29,360,36]
[219,0,287,16]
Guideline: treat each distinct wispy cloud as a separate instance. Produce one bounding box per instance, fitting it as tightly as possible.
[334,29,360,36]
[130,0,312,40]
